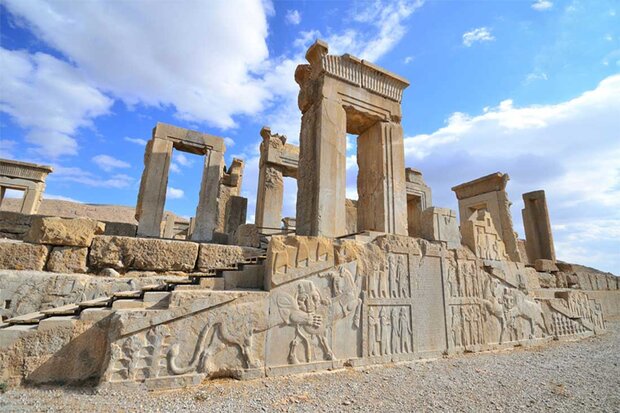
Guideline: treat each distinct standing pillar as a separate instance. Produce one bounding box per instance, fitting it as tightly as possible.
[255,164,284,233]
[136,138,173,237]
[522,190,556,262]
[192,149,225,241]
[20,183,43,214]
[357,121,408,234]
[296,98,347,237]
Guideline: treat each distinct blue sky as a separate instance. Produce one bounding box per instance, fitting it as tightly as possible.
[1,0,619,273]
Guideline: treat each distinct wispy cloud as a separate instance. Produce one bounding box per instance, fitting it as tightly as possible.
[92,154,131,172]
[285,10,301,25]
[124,137,147,146]
[167,186,184,199]
[532,0,553,11]
[463,27,495,47]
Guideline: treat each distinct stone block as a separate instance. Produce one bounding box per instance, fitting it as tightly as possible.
[103,221,137,237]
[24,216,105,247]
[420,207,461,249]
[0,241,49,271]
[535,259,558,273]
[46,246,88,273]
[0,211,33,239]
[196,244,263,272]
[233,224,261,248]
[89,236,199,272]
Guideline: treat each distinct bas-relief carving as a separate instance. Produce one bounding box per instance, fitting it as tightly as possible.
[367,253,410,299]
[447,256,550,351]
[267,236,335,288]
[367,305,412,357]
[462,211,509,261]
[107,325,172,382]
[268,261,363,366]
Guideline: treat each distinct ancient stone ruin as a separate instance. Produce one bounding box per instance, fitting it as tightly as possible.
[0,159,52,215]
[0,40,618,390]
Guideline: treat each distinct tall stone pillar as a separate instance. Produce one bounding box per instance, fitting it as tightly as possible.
[255,164,284,232]
[192,149,225,241]
[296,98,347,237]
[522,190,556,262]
[20,184,43,214]
[357,121,408,234]
[136,138,173,237]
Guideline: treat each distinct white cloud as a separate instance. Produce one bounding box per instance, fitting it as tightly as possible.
[167,186,184,199]
[92,154,131,172]
[224,137,236,147]
[404,56,414,64]
[0,48,112,157]
[285,10,301,25]
[532,0,553,11]
[169,163,181,174]
[524,71,549,84]
[124,137,147,146]
[404,74,620,273]
[52,165,134,188]
[174,153,193,167]
[3,0,272,130]
[0,139,17,158]
[462,27,495,47]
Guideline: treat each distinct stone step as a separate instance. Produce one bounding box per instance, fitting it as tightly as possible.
[79,296,113,308]
[223,264,264,289]
[112,290,143,299]
[141,283,169,292]
[42,304,81,316]
[112,299,146,310]
[5,312,46,325]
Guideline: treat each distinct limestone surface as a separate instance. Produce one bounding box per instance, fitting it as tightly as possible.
[0,241,49,271]
[46,246,88,273]
[24,216,105,247]
[196,243,263,271]
[89,235,199,272]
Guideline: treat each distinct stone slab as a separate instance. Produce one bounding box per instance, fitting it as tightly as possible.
[24,216,105,247]
[89,235,199,272]
[196,244,263,272]
[46,246,88,273]
[0,241,49,271]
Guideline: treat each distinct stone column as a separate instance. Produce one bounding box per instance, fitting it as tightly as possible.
[522,190,556,262]
[20,183,43,214]
[0,186,6,206]
[255,164,284,233]
[136,137,173,237]
[192,149,225,241]
[357,121,408,235]
[296,98,347,237]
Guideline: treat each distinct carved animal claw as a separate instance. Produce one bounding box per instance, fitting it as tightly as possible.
[306,313,322,328]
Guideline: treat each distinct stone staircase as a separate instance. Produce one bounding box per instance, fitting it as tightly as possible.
[0,253,267,339]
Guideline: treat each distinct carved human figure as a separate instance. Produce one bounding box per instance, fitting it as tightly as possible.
[451,307,462,348]
[380,307,391,355]
[397,256,408,298]
[391,307,400,354]
[379,264,389,298]
[389,256,399,298]
[368,265,378,298]
[398,307,412,353]
[368,307,380,356]
[481,277,506,344]
[447,263,458,297]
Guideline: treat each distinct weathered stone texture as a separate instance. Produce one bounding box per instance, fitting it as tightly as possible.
[0,241,49,271]
[24,216,105,247]
[420,207,460,248]
[233,224,261,248]
[196,244,263,272]
[46,247,88,273]
[89,236,199,272]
